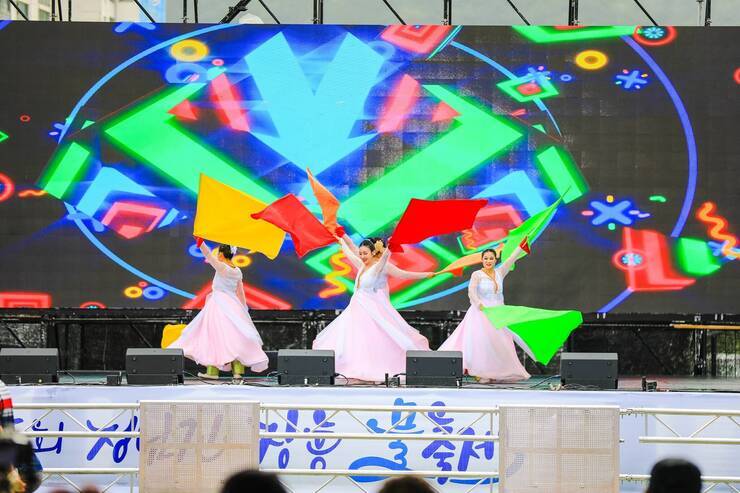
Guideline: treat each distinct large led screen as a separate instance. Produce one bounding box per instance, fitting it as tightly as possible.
[0,22,737,312]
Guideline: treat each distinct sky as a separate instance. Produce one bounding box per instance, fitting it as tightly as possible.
[165,0,740,26]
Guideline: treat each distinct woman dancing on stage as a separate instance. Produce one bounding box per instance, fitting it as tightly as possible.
[438,245,530,383]
[171,238,269,379]
[312,234,435,382]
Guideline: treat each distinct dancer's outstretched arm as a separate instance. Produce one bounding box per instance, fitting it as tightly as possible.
[386,263,434,280]
[341,233,359,256]
[374,242,392,273]
[336,235,364,270]
[498,246,526,279]
[196,237,230,274]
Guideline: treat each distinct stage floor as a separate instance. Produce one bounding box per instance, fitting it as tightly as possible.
[49,372,740,393]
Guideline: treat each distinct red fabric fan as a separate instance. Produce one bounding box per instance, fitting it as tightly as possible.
[388,198,487,252]
[252,194,336,257]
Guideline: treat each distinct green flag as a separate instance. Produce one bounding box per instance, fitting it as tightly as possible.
[499,197,562,265]
[482,305,582,365]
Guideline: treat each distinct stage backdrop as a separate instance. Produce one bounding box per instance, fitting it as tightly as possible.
[0,23,738,312]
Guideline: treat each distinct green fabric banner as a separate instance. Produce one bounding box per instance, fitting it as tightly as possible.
[483,304,582,365]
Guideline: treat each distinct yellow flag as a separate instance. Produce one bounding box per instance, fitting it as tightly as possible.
[161,324,186,348]
[193,174,285,259]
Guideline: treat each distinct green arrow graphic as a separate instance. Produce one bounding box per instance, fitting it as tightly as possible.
[342,85,523,235]
[105,83,277,203]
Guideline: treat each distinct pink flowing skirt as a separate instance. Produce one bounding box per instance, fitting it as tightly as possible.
[171,290,268,372]
[313,289,429,382]
[439,305,530,382]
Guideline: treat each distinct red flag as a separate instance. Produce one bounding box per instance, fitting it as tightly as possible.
[519,236,531,254]
[389,199,487,252]
[252,194,336,257]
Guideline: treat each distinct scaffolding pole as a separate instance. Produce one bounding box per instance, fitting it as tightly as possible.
[567,0,578,26]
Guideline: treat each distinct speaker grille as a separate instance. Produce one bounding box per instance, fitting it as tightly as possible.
[499,405,619,493]
[139,401,259,493]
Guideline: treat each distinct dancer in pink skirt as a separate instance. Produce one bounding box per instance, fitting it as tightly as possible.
[313,235,434,382]
[438,246,530,383]
[171,237,268,379]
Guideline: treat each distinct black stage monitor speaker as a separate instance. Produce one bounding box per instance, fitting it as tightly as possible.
[560,352,618,390]
[126,348,184,385]
[406,350,463,387]
[277,349,334,385]
[0,348,59,384]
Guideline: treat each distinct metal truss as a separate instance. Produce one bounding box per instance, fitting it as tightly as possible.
[13,402,740,492]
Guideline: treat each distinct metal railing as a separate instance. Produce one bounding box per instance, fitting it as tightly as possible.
[13,402,740,492]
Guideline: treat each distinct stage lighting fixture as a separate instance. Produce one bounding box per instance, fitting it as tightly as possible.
[406,350,463,387]
[277,349,334,385]
[125,348,184,385]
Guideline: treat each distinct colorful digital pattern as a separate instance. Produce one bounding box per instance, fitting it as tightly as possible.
[0,23,737,313]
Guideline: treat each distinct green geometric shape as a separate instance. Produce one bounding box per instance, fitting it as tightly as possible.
[497,77,559,103]
[512,26,635,43]
[0,130,8,143]
[676,237,721,276]
[81,120,95,130]
[455,235,503,256]
[535,145,588,203]
[391,240,458,308]
[533,124,546,133]
[499,198,561,269]
[105,83,277,203]
[342,85,523,236]
[39,142,92,199]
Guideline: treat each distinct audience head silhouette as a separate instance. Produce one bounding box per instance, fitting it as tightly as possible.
[646,458,701,493]
[378,476,436,493]
[221,470,287,493]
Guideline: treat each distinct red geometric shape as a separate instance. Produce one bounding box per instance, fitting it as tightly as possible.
[101,201,167,239]
[210,73,250,132]
[378,74,420,133]
[462,203,523,249]
[380,25,453,54]
[633,26,677,47]
[618,228,695,292]
[0,292,52,308]
[431,102,460,123]
[387,246,438,293]
[509,108,527,117]
[734,68,740,85]
[517,82,543,96]
[0,172,15,202]
[182,283,291,310]
[80,301,106,309]
[168,100,198,121]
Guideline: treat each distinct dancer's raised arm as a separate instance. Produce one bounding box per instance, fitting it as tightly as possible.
[336,235,364,270]
[498,245,526,279]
